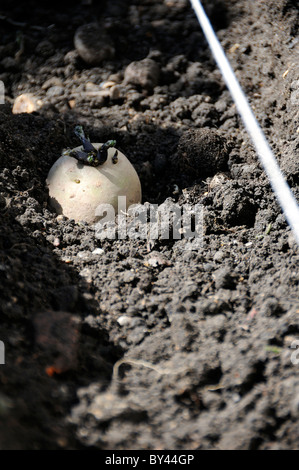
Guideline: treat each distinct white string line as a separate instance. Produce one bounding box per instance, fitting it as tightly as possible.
[189,0,299,244]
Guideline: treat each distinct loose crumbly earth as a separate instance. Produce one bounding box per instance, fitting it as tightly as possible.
[0,0,298,450]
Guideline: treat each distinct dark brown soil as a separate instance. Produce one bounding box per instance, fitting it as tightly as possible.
[0,0,298,450]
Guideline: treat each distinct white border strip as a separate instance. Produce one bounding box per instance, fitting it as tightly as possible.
[190,0,299,244]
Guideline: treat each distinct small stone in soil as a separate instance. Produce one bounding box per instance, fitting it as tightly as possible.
[12,93,43,114]
[74,23,115,64]
[124,58,160,90]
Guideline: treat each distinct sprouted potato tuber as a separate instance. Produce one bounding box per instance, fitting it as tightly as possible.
[46,127,141,224]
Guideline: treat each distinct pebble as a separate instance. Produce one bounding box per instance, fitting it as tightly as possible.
[77,251,91,260]
[100,80,116,89]
[124,58,160,90]
[107,72,123,84]
[46,86,64,97]
[85,81,99,91]
[12,93,43,114]
[42,77,63,90]
[64,50,78,65]
[92,248,105,255]
[53,237,60,247]
[231,393,241,403]
[83,82,110,98]
[74,23,115,64]
[109,85,122,101]
[68,99,76,109]
[145,251,171,268]
[117,315,132,326]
